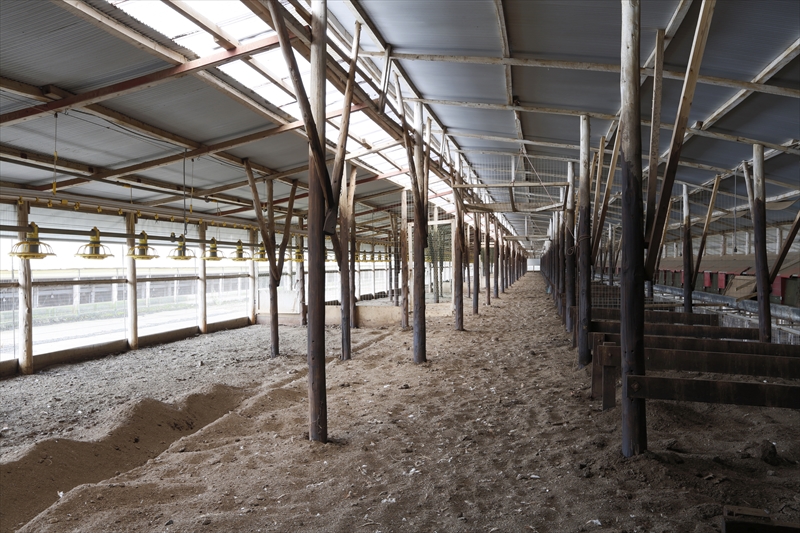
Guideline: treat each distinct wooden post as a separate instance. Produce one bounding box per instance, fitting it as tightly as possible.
[558,192,566,319]
[339,163,353,361]
[644,0,716,278]
[388,217,395,303]
[752,144,772,342]
[411,101,428,363]
[645,28,664,241]
[401,190,409,328]
[465,225,472,296]
[349,208,356,329]
[692,175,721,287]
[682,184,693,313]
[565,162,576,332]
[620,0,647,457]
[126,212,139,349]
[577,114,592,368]
[485,213,491,306]
[608,225,615,286]
[473,216,480,314]
[248,229,257,324]
[770,209,800,284]
[432,207,440,303]
[307,0,327,443]
[453,169,464,330]
[494,219,500,298]
[297,220,307,325]
[17,202,33,375]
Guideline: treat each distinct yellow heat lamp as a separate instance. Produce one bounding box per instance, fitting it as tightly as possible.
[9,222,56,260]
[230,240,251,262]
[127,231,158,260]
[201,237,224,261]
[293,248,303,262]
[75,227,114,260]
[168,234,195,261]
[253,242,269,262]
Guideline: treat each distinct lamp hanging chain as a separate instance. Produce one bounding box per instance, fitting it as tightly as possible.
[52,113,58,195]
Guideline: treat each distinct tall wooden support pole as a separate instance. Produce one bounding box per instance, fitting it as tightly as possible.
[339,164,352,361]
[499,236,505,294]
[752,144,772,342]
[248,229,257,324]
[126,212,139,350]
[577,114,592,368]
[401,191,409,328]
[620,0,647,457]
[564,163,576,331]
[349,214,356,329]
[485,213,491,305]
[297,219,307,325]
[412,101,427,364]
[307,0,327,443]
[16,202,33,374]
[388,216,395,303]
[493,222,500,298]
[473,217,480,314]
[432,207,440,303]
[682,184,693,313]
[558,189,566,318]
[465,226,472,296]
[454,179,465,331]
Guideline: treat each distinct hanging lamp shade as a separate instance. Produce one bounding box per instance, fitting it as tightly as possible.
[168,234,195,261]
[230,239,251,262]
[293,248,303,262]
[127,231,158,260]
[200,237,224,261]
[9,222,56,260]
[253,242,269,262]
[75,227,114,260]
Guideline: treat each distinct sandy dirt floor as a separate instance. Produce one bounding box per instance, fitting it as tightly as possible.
[1,274,799,532]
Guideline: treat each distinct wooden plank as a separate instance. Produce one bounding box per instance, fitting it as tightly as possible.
[589,319,760,340]
[593,332,797,357]
[591,307,719,326]
[626,375,800,409]
[645,0,717,278]
[599,345,800,378]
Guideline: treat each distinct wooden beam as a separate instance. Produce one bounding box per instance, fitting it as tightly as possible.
[645,28,665,239]
[0,34,283,126]
[645,0,716,279]
[452,182,569,189]
[691,174,721,287]
[362,51,800,98]
[592,137,606,238]
[267,0,335,229]
[626,376,800,409]
[682,183,694,313]
[330,22,362,201]
[770,209,800,284]
[591,132,621,263]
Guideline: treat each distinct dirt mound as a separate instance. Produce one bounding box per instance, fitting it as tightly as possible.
[0,384,245,532]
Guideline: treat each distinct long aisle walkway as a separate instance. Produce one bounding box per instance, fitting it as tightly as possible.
[7,273,800,532]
